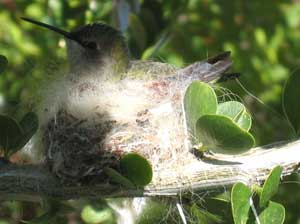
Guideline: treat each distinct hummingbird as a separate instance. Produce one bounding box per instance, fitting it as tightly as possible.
[21,17,237,184]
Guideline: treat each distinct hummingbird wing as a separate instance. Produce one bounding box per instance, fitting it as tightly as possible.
[177,51,233,83]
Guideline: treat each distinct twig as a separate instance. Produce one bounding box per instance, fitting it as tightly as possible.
[0,140,299,201]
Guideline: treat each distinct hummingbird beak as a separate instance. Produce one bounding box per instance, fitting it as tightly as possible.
[21,17,78,43]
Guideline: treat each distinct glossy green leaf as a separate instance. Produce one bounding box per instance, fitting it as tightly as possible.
[120,153,152,186]
[259,201,285,224]
[231,183,252,224]
[104,167,135,188]
[0,114,23,156]
[14,112,39,151]
[217,101,252,131]
[196,115,255,154]
[0,55,8,74]
[81,204,115,224]
[283,71,300,135]
[184,81,217,134]
[259,166,283,208]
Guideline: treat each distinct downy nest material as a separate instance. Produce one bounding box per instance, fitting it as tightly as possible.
[38,58,230,185]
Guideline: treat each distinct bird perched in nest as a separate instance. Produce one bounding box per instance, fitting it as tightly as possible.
[22,17,237,185]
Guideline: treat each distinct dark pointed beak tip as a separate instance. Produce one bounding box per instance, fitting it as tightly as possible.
[20,17,85,47]
[20,17,72,39]
[20,17,39,24]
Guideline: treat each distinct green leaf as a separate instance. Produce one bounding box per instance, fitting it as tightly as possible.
[259,166,283,208]
[217,101,252,131]
[283,71,300,135]
[190,203,223,224]
[184,81,217,134]
[12,112,39,153]
[196,115,255,154]
[231,183,252,224]
[0,55,8,74]
[104,167,135,188]
[81,204,115,224]
[259,201,285,224]
[0,114,23,157]
[120,153,152,186]
[212,191,231,203]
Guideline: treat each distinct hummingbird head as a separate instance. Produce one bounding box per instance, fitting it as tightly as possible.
[21,17,129,78]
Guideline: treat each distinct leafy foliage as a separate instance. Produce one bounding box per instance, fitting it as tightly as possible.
[217,101,252,131]
[184,81,217,135]
[184,81,255,154]
[1,0,300,223]
[120,152,153,187]
[231,166,285,224]
[259,166,283,208]
[81,202,115,224]
[190,203,223,224]
[258,201,285,224]
[0,112,38,159]
[196,114,255,154]
[231,183,252,224]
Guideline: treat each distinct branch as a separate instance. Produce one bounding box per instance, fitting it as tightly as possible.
[0,140,299,201]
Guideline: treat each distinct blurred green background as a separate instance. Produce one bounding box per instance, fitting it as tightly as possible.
[0,0,300,223]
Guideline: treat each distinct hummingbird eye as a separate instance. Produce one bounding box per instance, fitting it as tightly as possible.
[82,41,98,50]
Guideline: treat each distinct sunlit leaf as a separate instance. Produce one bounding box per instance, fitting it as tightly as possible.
[259,166,283,208]
[231,183,252,224]
[184,81,217,135]
[283,71,300,135]
[81,204,115,224]
[217,101,252,131]
[196,115,255,154]
[120,153,152,186]
[254,28,267,47]
[259,201,285,224]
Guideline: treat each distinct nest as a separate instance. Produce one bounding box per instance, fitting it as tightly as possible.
[38,58,227,186]
[43,110,123,184]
